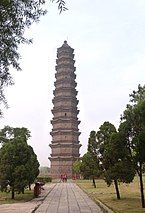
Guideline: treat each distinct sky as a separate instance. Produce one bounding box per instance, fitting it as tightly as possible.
[1,0,145,167]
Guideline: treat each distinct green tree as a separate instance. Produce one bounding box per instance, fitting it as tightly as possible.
[96,121,134,199]
[96,121,117,163]
[102,131,135,199]
[0,126,31,144]
[96,122,120,196]
[80,152,99,188]
[26,146,39,190]
[0,0,67,113]
[87,130,101,188]
[121,84,145,207]
[0,0,46,111]
[73,159,82,179]
[88,130,97,155]
[0,126,39,199]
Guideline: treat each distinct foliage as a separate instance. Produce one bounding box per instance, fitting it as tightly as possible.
[0,0,46,111]
[103,132,135,186]
[96,121,117,160]
[80,152,100,181]
[96,121,135,199]
[121,84,145,207]
[52,0,68,13]
[73,159,81,174]
[25,146,40,190]
[0,126,31,144]
[0,126,39,199]
[0,0,68,81]
[36,176,52,183]
[88,130,97,155]
[87,130,101,187]
[0,0,67,114]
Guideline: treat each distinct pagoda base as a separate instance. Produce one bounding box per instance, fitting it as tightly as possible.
[49,156,79,179]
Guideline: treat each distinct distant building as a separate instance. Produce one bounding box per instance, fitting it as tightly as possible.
[49,41,81,179]
[39,167,50,176]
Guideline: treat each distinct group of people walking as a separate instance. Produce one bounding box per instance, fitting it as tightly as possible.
[60,174,67,182]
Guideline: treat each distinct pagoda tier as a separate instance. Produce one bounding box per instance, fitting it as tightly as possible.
[49,41,81,179]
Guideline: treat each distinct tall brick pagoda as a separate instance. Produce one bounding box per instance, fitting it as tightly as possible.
[49,41,81,179]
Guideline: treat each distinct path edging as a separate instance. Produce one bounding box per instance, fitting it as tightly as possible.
[31,183,56,213]
[76,183,114,213]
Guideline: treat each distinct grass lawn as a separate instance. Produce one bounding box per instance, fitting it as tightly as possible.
[76,177,145,213]
[0,189,34,205]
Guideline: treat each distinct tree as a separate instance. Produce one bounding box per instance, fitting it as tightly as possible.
[0,0,67,113]
[96,121,117,163]
[26,146,39,190]
[87,130,101,188]
[80,152,100,188]
[121,84,145,207]
[96,121,135,199]
[73,159,82,179]
[0,0,45,111]
[88,130,97,155]
[0,126,39,199]
[102,131,135,199]
[52,0,68,13]
[0,126,31,144]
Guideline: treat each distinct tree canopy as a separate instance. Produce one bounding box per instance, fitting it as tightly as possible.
[95,121,135,199]
[121,84,145,207]
[0,126,39,199]
[0,126,31,144]
[0,0,67,114]
[80,152,100,185]
[80,131,101,188]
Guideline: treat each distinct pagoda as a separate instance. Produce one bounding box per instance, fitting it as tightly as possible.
[49,41,81,179]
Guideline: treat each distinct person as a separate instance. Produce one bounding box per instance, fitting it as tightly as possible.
[60,174,63,182]
[34,182,41,197]
[64,174,67,182]
[6,184,10,193]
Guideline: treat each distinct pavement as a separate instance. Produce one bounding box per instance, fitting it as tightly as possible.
[0,182,113,213]
[0,183,56,213]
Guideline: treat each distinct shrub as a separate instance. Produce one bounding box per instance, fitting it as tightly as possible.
[36,176,52,183]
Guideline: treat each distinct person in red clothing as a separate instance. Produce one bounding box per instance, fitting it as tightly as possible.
[64,174,67,182]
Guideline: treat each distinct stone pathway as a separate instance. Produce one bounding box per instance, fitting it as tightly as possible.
[34,183,103,213]
[0,183,108,213]
[0,183,56,213]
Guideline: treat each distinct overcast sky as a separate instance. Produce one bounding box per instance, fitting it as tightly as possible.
[1,0,145,166]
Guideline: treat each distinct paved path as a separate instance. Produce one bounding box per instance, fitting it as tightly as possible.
[0,183,56,213]
[0,183,105,213]
[35,183,103,213]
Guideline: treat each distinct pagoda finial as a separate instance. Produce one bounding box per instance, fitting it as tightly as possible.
[61,40,69,48]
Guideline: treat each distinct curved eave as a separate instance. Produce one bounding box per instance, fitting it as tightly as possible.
[50,130,81,136]
[49,143,82,148]
[48,156,80,161]
[51,118,80,124]
[51,108,79,114]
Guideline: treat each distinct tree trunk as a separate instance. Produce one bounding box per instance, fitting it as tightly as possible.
[29,183,31,190]
[114,179,120,200]
[22,188,24,194]
[138,163,145,208]
[11,187,15,199]
[92,176,96,188]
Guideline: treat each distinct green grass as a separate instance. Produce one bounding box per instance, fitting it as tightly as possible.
[76,177,145,213]
[0,189,34,205]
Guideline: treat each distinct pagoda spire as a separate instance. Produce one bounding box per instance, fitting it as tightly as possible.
[49,41,81,179]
